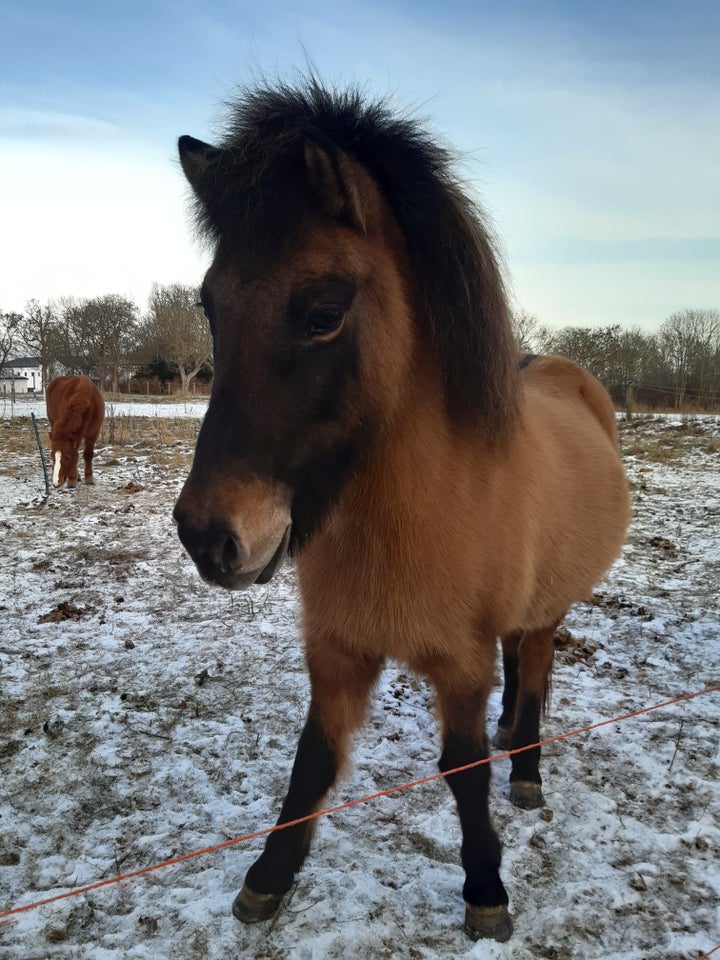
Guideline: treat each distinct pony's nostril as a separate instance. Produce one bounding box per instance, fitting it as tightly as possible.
[220,534,242,572]
[176,519,247,576]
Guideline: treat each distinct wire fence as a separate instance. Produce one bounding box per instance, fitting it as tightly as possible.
[698,947,720,960]
[2,682,718,958]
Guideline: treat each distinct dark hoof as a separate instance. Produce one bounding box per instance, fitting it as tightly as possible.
[493,726,511,750]
[464,903,513,942]
[232,883,284,923]
[510,780,545,809]
[85,479,95,485]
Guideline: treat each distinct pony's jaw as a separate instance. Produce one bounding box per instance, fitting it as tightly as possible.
[253,525,292,584]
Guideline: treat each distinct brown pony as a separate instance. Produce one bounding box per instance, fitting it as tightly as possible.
[46,375,105,488]
[173,81,630,942]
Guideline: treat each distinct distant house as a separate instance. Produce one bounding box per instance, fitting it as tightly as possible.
[0,357,43,395]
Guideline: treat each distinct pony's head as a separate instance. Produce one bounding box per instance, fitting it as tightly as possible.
[173,80,518,589]
[49,431,81,488]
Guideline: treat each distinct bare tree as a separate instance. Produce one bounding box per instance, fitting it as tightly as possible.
[544,326,605,376]
[145,283,212,395]
[511,309,538,351]
[51,296,96,376]
[0,310,23,372]
[510,309,557,354]
[18,300,58,390]
[526,312,720,410]
[86,294,140,393]
[659,309,720,408]
[55,295,139,391]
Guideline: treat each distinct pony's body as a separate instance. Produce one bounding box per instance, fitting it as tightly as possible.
[173,81,630,941]
[301,355,625,665]
[46,375,104,487]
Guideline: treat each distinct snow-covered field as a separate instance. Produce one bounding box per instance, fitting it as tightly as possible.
[1,397,209,421]
[0,410,718,960]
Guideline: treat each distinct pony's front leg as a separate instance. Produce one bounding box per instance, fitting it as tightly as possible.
[83,443,96,484]
[233,647,383,923]
[437,684,513,943]
[66,458,80,488]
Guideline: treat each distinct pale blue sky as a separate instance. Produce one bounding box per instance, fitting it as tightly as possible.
[1,0,718,329]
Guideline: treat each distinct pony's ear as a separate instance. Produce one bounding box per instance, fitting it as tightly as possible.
[178,135,221,193]
[304,140,367,233]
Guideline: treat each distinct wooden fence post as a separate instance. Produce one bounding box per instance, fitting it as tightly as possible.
[625,381,635,421]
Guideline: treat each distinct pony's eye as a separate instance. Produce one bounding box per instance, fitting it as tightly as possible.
[292,277,355,340]
[305,306,344,339]
[197,300,210,323]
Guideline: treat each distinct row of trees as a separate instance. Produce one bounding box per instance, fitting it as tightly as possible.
[513,308,720,410]
[0,284,212,396]
[2,291,719,408]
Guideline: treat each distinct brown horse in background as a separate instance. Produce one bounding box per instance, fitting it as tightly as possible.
[46,375,105,488]
[173,80,630,942]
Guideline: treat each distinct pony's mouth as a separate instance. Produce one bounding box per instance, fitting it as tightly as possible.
[201,524,291,591]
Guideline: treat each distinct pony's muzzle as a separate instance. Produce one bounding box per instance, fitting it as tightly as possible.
[173,479,292,590]
[174,514,291,589]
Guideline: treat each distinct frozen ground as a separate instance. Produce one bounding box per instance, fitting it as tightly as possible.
[0,411,718,960]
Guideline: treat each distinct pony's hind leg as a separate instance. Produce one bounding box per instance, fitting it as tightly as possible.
[83,441,96,484]
[507,623,557,809]
[234,646,383,924]
[494,630,522,749]
[436,681,513,942]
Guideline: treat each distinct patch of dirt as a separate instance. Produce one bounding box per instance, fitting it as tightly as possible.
[589,591,649,618]
[37,601,87,623]
[121,481,144,494]
[553,626,598,664]
[648,535,676,552]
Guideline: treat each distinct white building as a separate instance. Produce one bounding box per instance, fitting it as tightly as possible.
[0,357,43,395]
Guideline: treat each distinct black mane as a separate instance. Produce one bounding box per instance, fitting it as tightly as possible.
[186,78,519,432]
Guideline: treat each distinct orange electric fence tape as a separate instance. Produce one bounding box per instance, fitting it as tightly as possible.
[1,684,718,925]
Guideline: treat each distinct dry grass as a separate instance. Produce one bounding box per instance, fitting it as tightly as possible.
[0,415,198,476]
[620,437,688,465]
[100,413,200,448]
[0,419,40,457]
[5,408,715,479]
[618,415,718,465]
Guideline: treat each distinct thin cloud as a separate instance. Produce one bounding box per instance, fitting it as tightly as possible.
[0,106,121,143]
[0,0,717,328]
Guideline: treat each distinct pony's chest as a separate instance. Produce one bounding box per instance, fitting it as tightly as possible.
[296,525,474,662]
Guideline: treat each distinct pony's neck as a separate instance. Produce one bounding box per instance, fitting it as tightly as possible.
[344,350,495,524]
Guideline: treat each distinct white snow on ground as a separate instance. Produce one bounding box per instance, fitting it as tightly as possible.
[0,411,718,960]
[1,397,209,421]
